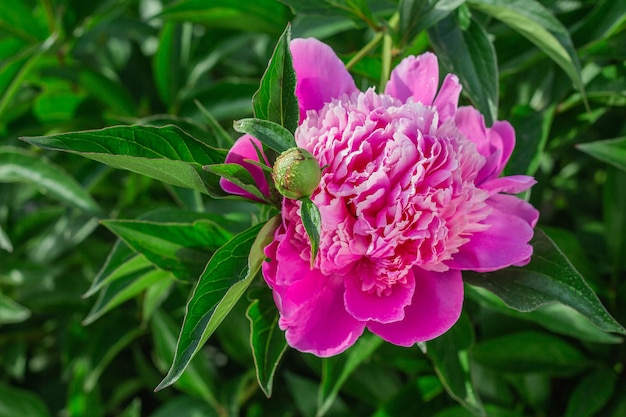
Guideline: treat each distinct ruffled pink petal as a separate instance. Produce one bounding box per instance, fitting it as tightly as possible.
[219,135,269,201]
[277,271,365,357]
[481,175,537,195]
[290,38,358,120]
[385,53,439,105]
[367,268,463,346]
[262,224,365,356]
[455,106,516,184]
[445,203,535,272]
[344,269,415,324]
[433,74,462,122]
[486,193,540,228]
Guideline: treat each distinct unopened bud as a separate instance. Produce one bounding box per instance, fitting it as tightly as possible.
[272,147,322,200]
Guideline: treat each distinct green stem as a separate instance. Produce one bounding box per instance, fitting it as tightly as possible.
[345,33,383,71]
[379,13,399,92]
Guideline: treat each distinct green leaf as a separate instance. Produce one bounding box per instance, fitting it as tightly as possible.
[84,240,147,298]
[505,105,554,176]
[426,314,485,416]
[155,221,267,391]
[151,310,222,412]
[399,0,466,46]
[301,197,322,267]
[428,14,498,125]
[253,24,299,134]
[0,293,31,324]
[0,383,51,417]
[467,0,585,102]
[157,0,291,35]
[472,331,591,375]
[565,367,616,417]
[464,229,626,336]
[246,292,287,398]
[0,147,102,215]
[604,168,626,274]
[83,268,172,325]
[244,217,284,398]
[154,22,189,110]
[318,333,384,417]
[0,224,13,252]
[21,125,228,195]
[572,0,626,47]
[203,164,269,203]
[466,286,623,344]
[234,118,297,153]
[577,136,626,171]
[101,219,231,282]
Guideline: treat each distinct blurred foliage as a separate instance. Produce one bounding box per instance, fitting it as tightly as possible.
[1,0,626,416]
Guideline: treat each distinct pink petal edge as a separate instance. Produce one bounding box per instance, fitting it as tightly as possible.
[367,268,464,346]
[219,135,269,201]
[290,38,358,120]
[343,269,415,324]
[385,53,439,105]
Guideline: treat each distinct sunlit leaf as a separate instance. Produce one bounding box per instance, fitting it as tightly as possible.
[464,229,626,336]
[234,118,296,153]
[429,14,498,125]
[157,0,291,35]
[155,221,267,391]
[577,137,626,172]
[0,293,31,324]
[0,147,101,215]
[83,269,172,325]
[101,219,231,281]
[253,24,299,134]
[21,125,228,196]
[399,0,466,46]
[467,0,585,101]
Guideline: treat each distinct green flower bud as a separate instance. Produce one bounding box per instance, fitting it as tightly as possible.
[272,147,322,200]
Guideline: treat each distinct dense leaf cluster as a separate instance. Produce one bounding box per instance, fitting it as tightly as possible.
[1,1,626,417]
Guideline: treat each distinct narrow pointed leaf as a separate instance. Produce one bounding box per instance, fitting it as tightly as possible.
[101,219,232,282]
[152,310,221,411]
[155,221,267,391]
[301,197,322,266]
[253,24,299,134]
[83,269,172,325]
[20,125,227,195]
[0,224,13,252]
[234,118,296,153]
[0,293,31,324]
[429,14,498,125]
[426,314,485,416]
[399,0,466,45]
[577,137,626,171]
[464,229,626,335]
[245,216,284,397]
[157,0,291,35]
[467,0,585,100]
[203,163,269,202]
[0,147,101,215]
[318,333,384,417]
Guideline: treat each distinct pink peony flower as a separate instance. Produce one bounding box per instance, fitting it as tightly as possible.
[222,38,539,357]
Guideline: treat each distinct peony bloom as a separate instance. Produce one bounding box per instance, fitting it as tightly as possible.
[222,38,539,357]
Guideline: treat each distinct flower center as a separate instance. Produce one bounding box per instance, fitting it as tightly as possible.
[289,89,491,295]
